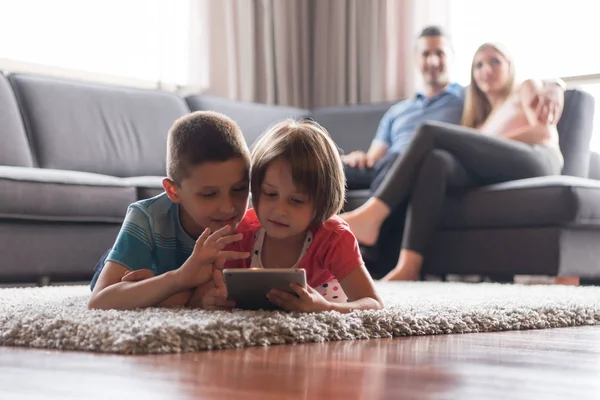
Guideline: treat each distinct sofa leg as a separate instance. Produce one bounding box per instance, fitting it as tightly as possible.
[37,276,51,287]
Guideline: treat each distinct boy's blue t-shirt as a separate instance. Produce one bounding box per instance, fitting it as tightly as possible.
[106,192,196,275]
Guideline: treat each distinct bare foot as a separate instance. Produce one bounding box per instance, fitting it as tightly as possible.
[381,265,421,281]
[380,250,423,281]
[340,210,382,246]
[554,276,580,286]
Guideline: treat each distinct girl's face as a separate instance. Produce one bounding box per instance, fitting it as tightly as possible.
[256,158,314,242]
[472,47,512,97]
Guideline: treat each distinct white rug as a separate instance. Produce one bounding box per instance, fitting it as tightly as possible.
[0,282,599,354]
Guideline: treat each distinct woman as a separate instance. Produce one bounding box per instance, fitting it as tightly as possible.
[341,43,576,284]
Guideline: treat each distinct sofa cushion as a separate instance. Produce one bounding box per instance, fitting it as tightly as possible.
[311,102,394,153]
[121,176,165,200]
[0,166,136,223]
[442,175,600,229]
[344,189,371,212]
[185,94,310,146]
[0,73,34,167]
[8,74,190,177]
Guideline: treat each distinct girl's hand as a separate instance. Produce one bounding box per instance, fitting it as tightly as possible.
[267,283,331,313]
[202,269,236,311]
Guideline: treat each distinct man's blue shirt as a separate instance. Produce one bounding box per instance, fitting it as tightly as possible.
[374,83,465,153]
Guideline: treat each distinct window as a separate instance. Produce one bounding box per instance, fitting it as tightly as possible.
[577,83,600,153]
[448,0,600,152]
[0,0,207,89]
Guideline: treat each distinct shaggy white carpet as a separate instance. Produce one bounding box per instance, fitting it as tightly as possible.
[0,282,599,355]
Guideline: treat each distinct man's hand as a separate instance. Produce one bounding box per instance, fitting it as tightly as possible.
[266,282,331,313]
[175,225,249,289]
[341,151,376,169]
[531,83,564,125]
[202,269,236,311]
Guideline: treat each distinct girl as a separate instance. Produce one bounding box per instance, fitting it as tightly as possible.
[203,119,384,312]
[340,42,576,284]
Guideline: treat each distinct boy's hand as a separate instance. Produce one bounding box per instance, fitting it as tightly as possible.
[202,269,236,311]
[267,283,331,313]
[175,225,249,289]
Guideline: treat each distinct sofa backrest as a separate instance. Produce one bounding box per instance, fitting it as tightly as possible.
[311,102,394,153]
[186,94,310,147]
[0,73,34,167]
[8,74,190,177]
[557,89,596,178]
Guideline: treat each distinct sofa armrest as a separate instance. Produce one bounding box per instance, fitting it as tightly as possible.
[590,151,600,180]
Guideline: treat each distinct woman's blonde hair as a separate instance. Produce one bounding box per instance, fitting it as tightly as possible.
[250,119,345,228]
[461,42,516,129]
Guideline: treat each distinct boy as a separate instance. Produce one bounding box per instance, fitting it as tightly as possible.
[88,111,251,310]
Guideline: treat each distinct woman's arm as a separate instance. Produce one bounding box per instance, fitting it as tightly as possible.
[502,79,561,144]
[519,79,565,126]
[502,123,552,144]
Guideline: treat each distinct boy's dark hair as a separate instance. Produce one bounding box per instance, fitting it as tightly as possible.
[250,119,345,228]
[166,111,250,184]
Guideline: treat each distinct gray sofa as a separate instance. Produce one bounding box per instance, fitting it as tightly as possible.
[0,72,598,284]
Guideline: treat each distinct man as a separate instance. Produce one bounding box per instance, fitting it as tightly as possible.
[342,25,563,194]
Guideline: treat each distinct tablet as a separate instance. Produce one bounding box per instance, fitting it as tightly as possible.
[222,268,307,311]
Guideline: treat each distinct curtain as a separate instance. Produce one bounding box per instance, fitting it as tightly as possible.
[205,0,442,108]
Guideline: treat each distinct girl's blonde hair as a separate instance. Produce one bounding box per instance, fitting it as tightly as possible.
[461,42,516,129]
[250,119,345,227]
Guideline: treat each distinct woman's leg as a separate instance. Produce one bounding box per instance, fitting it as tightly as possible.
[342,121,559,246]
[382,150,475,281]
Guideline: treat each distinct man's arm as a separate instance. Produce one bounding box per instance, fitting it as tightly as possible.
[366,140,389,166]
[341,105,395,168]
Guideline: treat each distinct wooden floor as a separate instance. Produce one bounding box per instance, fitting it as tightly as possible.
[1,326,598,400]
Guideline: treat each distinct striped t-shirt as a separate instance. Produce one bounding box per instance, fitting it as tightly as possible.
[106,192,196,275]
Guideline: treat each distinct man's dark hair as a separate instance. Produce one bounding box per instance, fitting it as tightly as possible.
[419,25,445,38]
[416,25,453,51]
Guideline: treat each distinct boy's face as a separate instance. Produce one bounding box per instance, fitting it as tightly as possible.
[163,158,250,239]
[256,159,314,242]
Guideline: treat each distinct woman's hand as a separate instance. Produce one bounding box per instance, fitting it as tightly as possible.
[528,81,564,125]
[267,283,331,313]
